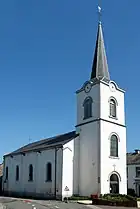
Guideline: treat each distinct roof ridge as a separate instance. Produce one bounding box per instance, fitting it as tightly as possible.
[4,130,77,157]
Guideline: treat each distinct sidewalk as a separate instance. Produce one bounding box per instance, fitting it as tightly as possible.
[77,200,92,205]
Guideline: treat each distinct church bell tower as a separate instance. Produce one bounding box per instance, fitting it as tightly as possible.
[74,8,127,196]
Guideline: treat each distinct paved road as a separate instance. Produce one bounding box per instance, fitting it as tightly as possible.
[0,197,137,209]
[97,206,137,209]
[0,198,99,209]
[27,200,137,209]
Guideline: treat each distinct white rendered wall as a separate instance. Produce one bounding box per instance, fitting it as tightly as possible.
[100,121,127,194]
[76,80,127,196]
[100,82,125,126]
[77,84,100,125]
[77,122,100,196]
[3,148,63,197]
[62,139,75,198]
[100,82,127,194]
[76,84,100,196]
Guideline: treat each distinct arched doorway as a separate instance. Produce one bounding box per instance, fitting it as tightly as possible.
[110,173,119,194]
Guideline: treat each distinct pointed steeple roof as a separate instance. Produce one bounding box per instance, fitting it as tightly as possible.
[91,22,110,82]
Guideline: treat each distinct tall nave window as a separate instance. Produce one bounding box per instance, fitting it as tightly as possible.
[29,164,33,181]
[5,166,8,180]
[46,162,52,181]
[16,165,19,181]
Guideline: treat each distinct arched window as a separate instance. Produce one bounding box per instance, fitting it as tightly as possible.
[16,165,19,181]
[46,162,52,181]
[83,97,93,119]
[110,135,118,157]
[6,166,8,180]
[109,98,117,118]
[29,164,33,181]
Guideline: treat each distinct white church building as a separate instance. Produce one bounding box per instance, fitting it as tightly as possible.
[2,20,127,199]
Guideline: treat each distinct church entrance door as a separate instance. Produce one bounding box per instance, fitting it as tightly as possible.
[110,174,119,194]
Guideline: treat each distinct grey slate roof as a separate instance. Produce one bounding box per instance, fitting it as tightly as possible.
[127,152,140,165]
[4,131,79,157]
[91,22,110,82]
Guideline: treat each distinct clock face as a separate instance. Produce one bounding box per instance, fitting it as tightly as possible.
[84,82,92,93]
[109,82,116,92]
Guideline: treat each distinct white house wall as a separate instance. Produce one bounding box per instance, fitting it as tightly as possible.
[62,139,74,198]
[3,148,63,198]
[127,164,137,192]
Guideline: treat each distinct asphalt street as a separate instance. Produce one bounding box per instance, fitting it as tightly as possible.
[0,197,137,209]
[0,197,98,209]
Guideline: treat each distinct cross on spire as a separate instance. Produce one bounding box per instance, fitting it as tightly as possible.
[98,0,102,24]
[98,6,101,23]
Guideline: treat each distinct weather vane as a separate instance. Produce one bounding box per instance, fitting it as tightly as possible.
[98,0,102,23]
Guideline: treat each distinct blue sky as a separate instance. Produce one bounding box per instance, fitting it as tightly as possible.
[0,0,139,162]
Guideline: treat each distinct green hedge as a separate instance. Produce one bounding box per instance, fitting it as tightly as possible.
[92,194,137,207]
[92,199,137,207]
[127,188,136,197]
[68,195,91,200]
[100,193,136,201]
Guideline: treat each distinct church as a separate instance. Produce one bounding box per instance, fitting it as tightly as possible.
[2,17,127,199]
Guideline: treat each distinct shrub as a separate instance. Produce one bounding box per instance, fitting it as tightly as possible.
[127,188,136,197]
[68,195,91,200]
[100,193,136,202]
[92,194,137,207]
[126,194,136,201]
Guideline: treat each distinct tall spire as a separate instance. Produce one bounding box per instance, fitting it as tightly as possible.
[90,6,110,82]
